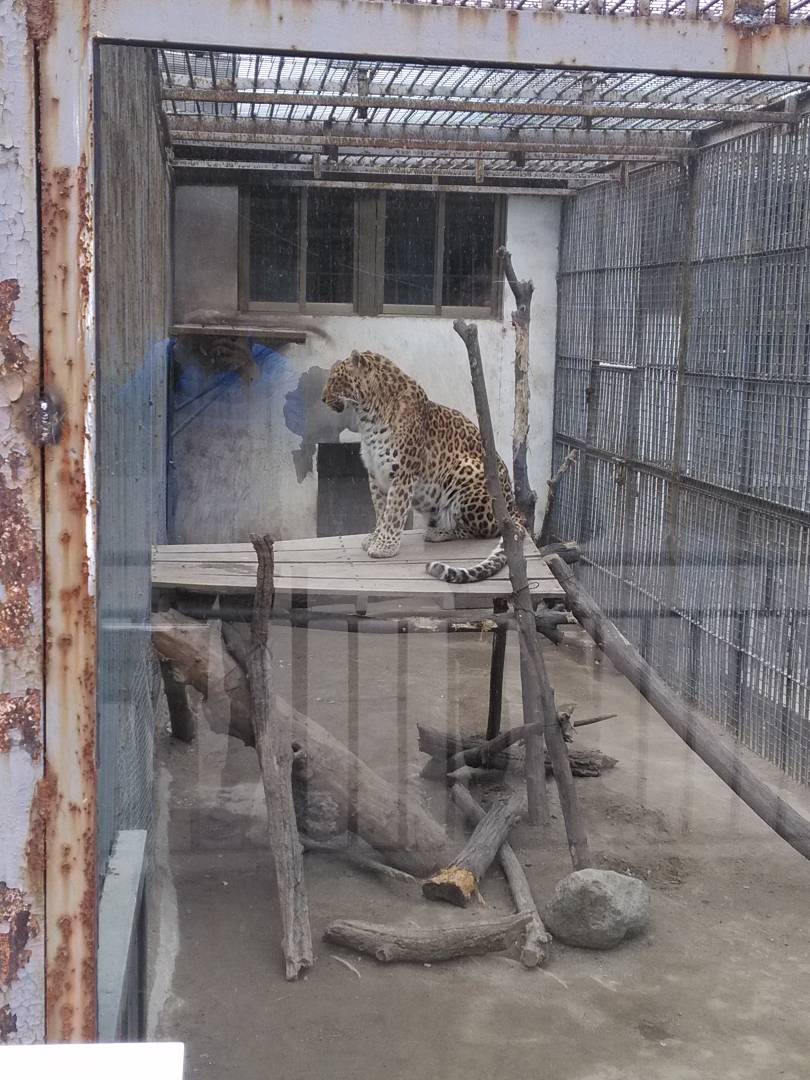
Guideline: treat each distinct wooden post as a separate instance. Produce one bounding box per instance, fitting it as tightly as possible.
[498,245,537,531]
[537,449,579,549]
[454,319,591,867]
[246,535,313,979]
[547,554,810,864]
[422,790,526,906]
[451,785,550,968]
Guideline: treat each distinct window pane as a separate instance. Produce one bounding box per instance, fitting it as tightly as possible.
[249,187,299,303]
[306,189,355,304]
[442,194,496,308]
[384,192,436,305]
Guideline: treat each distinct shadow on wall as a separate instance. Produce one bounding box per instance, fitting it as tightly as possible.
[283,366,359,482]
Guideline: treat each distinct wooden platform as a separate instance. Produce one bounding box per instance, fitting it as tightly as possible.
[152,530,564,602]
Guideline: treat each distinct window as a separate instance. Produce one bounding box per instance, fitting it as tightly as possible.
[242,184,503,317]
[244,185,356,312]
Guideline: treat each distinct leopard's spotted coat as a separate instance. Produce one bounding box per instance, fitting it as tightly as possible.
[321,350,523,583]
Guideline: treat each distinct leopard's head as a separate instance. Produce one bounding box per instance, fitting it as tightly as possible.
[322,350,378,414]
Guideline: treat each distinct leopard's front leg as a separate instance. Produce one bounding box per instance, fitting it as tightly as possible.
[362,476,388,552]
[366,472,415,559]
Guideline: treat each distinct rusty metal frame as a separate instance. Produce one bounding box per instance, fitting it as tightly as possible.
[0,0,45,1047]
[10,0,809,1048]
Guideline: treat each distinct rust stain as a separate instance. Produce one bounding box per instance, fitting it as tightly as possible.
[26,772,60,895]
[24,0,56,44]
[0,281,29,377]
[0,689,42,761]
[0,1004,17,1043]
[41,169,71,244]
[0,470,40,649]
[46,915,73,1038]
[77,159,92,324]
[0,884,39,988]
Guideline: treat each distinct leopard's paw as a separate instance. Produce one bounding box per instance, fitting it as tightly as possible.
[367,537,400,559]
[361,533,377,552]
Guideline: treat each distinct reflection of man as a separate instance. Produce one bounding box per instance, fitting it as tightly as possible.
[284,366,359,482]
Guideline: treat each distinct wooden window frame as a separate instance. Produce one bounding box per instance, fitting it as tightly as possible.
[239,183,505,320]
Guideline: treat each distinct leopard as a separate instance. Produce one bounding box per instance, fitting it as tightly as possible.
[321,350,524,583]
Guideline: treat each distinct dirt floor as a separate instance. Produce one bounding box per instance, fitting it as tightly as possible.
[146,611,810,1080]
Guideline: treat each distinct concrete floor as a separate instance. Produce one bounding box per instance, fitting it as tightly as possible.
[146,616,810,1080]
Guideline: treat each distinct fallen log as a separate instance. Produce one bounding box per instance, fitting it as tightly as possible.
[538,541,581,564]
[451,784,550,968]
[301,837,417,885]
[246,535,313,980]
[422,790,526,906]
[151,609,453,876]
[547,554,810,864]
[324,912,531,964]
[417,725,618,779]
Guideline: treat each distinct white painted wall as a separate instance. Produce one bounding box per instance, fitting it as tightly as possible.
[171,191,561,543]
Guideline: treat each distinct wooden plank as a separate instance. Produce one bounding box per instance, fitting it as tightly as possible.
[171,323,307,343]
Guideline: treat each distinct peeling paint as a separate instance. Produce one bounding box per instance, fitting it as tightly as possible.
[0,1004,17,1043]
[0,282,29,377]
[0,690,42,761]
[0,884,39,989]
[26,774,60,895]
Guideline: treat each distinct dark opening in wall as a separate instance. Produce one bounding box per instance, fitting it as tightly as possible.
[316,443,376,538]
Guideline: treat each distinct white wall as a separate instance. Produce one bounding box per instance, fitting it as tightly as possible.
[171,190,561,543]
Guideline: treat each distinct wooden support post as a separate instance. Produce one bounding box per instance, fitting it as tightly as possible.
[324,912,531,964]
[247,536,314,979]
[547,554,810,864]
[422,790,526,906]
[538,449,579,549]
[486,597,509,739]
[498,245,537,532]
[454,319,591,867]
[451,785,550,968]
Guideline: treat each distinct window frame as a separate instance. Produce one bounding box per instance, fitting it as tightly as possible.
[239,182,505,319]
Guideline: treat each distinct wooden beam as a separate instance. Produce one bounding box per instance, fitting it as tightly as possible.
[547,554,810,864]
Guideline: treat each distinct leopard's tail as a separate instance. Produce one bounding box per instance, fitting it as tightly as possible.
[425,540,507,584]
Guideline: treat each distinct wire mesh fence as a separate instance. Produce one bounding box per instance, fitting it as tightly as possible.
[551,114,810,783]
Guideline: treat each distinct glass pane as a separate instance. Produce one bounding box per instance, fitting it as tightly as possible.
[442,194,496,308]
[248,186,300,303]
[384,191,436,305]
[306,189,355,304]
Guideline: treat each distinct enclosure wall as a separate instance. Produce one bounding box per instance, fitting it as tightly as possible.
[96,46,171,874]
[169,193,560,543]
[551,119,810,782]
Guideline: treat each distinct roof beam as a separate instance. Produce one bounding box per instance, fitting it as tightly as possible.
[91,0,810,80]
[170,169,575,196]
[171,156,591,184]
[163,86,793,126]
[167,116,692,159]
[161,68,802,109]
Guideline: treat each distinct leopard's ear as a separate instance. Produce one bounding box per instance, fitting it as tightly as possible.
[349,349,362,365]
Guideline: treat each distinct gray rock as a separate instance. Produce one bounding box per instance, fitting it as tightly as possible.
[543,869,650,949]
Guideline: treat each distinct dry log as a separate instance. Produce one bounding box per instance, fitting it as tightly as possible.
[246,535,313,980]
[417,724,617,779]
[151,609,453,876]
[538,449,579,548]
[548,554,810,864]
[538,540,581,564]
[324,912,531,964]
[498,245,537,531]
[451,784,550,968]
[455,318,591,864]
[301,837,417,885]
[422,790,526,906]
